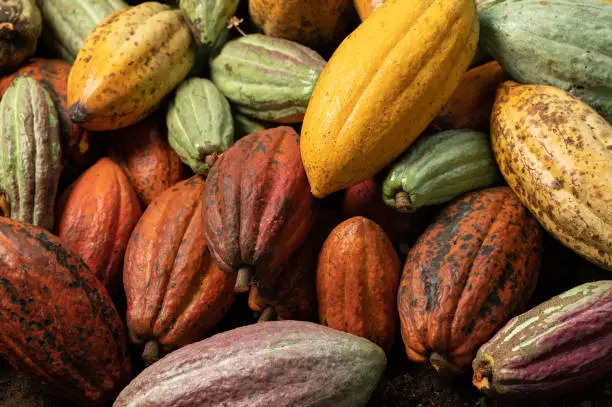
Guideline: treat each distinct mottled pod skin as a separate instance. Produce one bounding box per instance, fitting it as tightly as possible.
[0,217,132,406]
[67,2,195,130]
[113,321,386,407]
[179,0,239,50]
[0,59,100,187]
[167,77,234,174]
[398,187,542,374]
[210,34,326,124]
[38,0,128,62]
[0,0,42,72]
[56,158,142,296]
[491,82,612,270]
[473,280,612,399]
[108,114,186,205]
[317,217,401,352]
[432,61,508,132]
[0,76,61,230]
[249,0,353,51]
[124,176,236,358]
[202,126,316,291]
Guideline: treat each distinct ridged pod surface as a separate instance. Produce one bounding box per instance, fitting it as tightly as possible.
[0,0,42,72]
[479,0,612,121]
[113,321,386,407]
[0,58,100,186]
[491,82,612,270]
[67,2,195,130]
[0,76,61,230]
[354,0,385,20]
[382,129,502,212]
[432,61,508,132]
[202,126,316,291]
[56,158,142,295]
[398,187,541,374]
[300,0,479,198]
[124,176,236,360]
[109,114,186,205]
[318,217,400,352]
[0,217,132,405]
[179,0,239,50]
[167,78,234,174]
[249,0,353,51]
[38,0,128,62]
[210,34,326,123]
[473,280,612,398]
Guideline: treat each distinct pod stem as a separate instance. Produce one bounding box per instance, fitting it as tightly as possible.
[204,153,220,168]
[227,16,247,36]
[429,352,462,376]
[473,358,494,392]
[257,306,277,322]
[395,191,416,213]
[235,267,252,293]
[142,340,161,367]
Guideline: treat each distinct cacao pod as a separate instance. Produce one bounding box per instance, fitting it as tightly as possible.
[234,113,270,139]
[202,126,316,292]
[56,158,142,296]
[210,34,326,123]
[491,82,612,270]
[0,0,42,72]
[108,114,186,205]
[179,0,239,51]
[113,321,386,407]
[0,76,61,230]
[0,217,132,405]
[124,176,236,364]
[473,280,612,399]
[398,187,541,374]
[167,77,234,174]
[354,0,385,20]
[318,216,401,352]
[382,129,502,213]
[67,2,195,131]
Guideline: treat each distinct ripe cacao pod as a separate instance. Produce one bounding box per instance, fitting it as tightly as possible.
[398,187,542,374]
[68,2,195,130]
[0,76,61,230]
[0,217,132,405]
[56,158,142,296]
[210,34,326,123]
[108,114,186,205]
[318,217,401,352]
[382,129,502,213]
[124,176,236,364]
[113,321,386,407]
[179,0,239,51]
[202,126,316,292]
[473,280,612,399]
[354,0,385,20]
[300,0,479,197]
[0,0,42,72]
[167,77,234,174]
[491,82,612,270]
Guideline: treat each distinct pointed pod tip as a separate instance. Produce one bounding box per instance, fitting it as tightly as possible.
[69,102,90,124]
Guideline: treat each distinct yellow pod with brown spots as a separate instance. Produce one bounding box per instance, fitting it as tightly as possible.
[67,2,194,131]
[491,81,612,271]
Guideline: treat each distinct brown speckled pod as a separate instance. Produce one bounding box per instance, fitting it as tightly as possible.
[398,187,541,374]
[0,217,132,406]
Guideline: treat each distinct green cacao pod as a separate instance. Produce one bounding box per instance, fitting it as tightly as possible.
[234,113,270,139]
[37,0,128,63]
[0,0,42,72]
[210,34,326,123]
[479,0,612,121]
[0,76,62,230]
[473,280,612,399]
[167,77,234,174]
[382,129,502,212]
[179,0,239,51]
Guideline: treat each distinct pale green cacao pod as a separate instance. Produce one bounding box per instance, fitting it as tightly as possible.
[233,113,270,139]
[382,129,502,212]
[37,0,128,62]
[210,34,326,123]
[0,0,42,72]
[0,76,62,230]
[179,0,239,51]
[167,78,234,174]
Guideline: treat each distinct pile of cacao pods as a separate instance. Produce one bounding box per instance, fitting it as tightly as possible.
[0,0,610,405]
